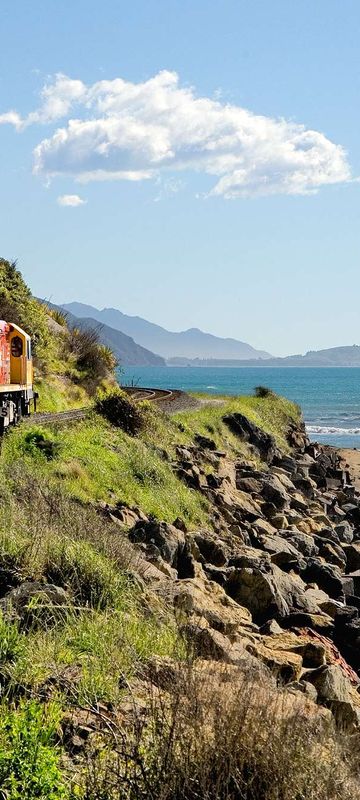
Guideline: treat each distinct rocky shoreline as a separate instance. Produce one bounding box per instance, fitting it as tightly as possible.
[104,411,360,731]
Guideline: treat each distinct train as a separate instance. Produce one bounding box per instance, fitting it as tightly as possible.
[0,320,37,432]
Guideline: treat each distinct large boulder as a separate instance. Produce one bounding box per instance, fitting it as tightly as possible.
[301,558,344,599]
[223,413,277,463]
[172,576,253,636]
[128,519,197,578]
[260,475,290,510]
[225,564,320,624]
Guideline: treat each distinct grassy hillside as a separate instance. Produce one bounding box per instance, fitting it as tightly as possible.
[0,261,358,799]
[0,258,117,411]
[0,389,359,797]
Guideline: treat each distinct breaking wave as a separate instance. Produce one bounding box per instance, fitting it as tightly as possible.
[306,424,360,436]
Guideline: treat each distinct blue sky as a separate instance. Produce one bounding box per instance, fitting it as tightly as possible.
[0,0,359,356]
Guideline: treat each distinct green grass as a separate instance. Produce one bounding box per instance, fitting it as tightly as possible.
[0,389,302,794]
[2,415,210,526]
[0,699,67,799]
[34,375,92,413]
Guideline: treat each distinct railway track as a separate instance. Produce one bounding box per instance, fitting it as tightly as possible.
[24,387,200,426]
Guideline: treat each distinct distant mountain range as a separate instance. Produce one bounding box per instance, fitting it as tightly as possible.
[61,302,272,361]
[43,302,165,366]
[169,346,360,367]
[49,301,360,368]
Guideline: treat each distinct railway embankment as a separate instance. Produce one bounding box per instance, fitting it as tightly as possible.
[2,385,360,797]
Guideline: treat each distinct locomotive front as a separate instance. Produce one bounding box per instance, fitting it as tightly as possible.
[0,321,36,431]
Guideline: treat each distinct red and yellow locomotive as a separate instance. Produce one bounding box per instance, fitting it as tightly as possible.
[0,321,36,431]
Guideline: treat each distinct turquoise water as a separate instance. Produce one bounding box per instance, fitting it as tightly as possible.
[120,366,360,449]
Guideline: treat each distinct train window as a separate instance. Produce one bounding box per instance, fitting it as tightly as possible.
[27,339,32,359]
[11,336,23,357]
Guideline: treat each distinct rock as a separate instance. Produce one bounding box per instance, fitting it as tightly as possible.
[292,476,316,499]
[192,531,228,567]
[305,664,360,727]
[335,521,354,543]
[270,513,289,530]
[290,492,309,513]
[282,530,319,558]
[223,413,278,463]
[226,564,320,623]
[0,581,69,627]
[315,540,346,571]
[172,577,253,635]
[260,475,290,510]
[194,434,217,451]
[250,641,302,683]
[307,664,353,703]
[257,534,304,570]
[182,624,262,672]
[346,570,360,595]
[129,519,185,566]
[252,518,277,536]
[287,681,318,701]
[344,542,360,573]
[236,477,262,494]
[301,559,344,599]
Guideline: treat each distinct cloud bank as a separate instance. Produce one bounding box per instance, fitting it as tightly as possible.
[0,70,352,197]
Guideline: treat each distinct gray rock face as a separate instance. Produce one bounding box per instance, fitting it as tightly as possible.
[226,564,320,623]
[301,559,344,599]
[260,475,290,510]
[129,519,196,578]
[223,413,278,463]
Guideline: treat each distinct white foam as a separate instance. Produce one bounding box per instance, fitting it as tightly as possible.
[306,424,360,436]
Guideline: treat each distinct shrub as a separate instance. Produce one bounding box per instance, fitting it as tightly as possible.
[254,385,275,398]
[0,700,67,799]
[78,663,360,800]
[67,325,116,385]
[95,390,144,436]
[0,258,51,360]
[49,308,68,327]
[22,429,61,461]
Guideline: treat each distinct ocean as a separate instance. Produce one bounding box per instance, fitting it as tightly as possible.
[119,365,360,449]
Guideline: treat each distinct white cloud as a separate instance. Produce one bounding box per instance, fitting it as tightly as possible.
[57,194,86,207]
[0,70,353,197]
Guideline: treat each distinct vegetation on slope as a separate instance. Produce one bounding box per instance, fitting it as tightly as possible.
[0,258,117,411]
[0,261,357,798]
[0,390,359,797]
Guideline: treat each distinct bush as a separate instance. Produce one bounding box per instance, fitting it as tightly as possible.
[22,430,61,461]
[67,325,116,385]
[95,390,144,436]
[0,700,67,799]
[254,385,275,398]
[78,663,360,800]
[0,258,51,361]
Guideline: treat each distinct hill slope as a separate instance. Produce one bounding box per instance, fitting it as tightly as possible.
[62,301,272,360]
[44,302,165,366]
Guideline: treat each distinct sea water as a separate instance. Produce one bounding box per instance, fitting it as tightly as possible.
[119,366,360,449]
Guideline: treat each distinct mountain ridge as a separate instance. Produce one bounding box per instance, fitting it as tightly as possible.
[168,345,360,367]
[61,302,272,361]
[42,301,166,366]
